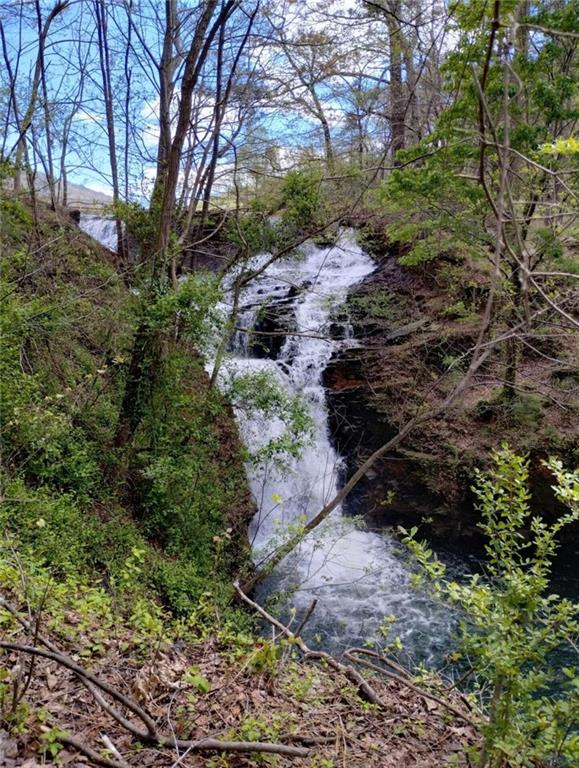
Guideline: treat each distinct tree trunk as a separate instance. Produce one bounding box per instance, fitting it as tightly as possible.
[386,6,405,160]
[94,0,127,262]
[113,0,234,457]
[155,0,178,187]
[35,1,57,208]
[11,3,69,193]
[113,318,159,450]
[153,0,234,267]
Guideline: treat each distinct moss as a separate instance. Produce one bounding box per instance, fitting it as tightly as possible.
[0,195,33,241]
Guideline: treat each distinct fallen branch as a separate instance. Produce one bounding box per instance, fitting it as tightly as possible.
[234,584,477,727]
[234,581,388,708]
[343,650,477,726]
[294,598,318,638]
[55,731,129,768]
[0,633,309,759]
[345,647,413,679]
[0,640,158,739]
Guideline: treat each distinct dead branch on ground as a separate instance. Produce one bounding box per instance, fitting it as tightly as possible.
[234,582,477,726]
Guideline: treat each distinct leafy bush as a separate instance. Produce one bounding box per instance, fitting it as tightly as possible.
[227,213,282,256]
[0,196,32,241]
[227,369,314,468]
[0,199,252,618]
[348,289,400,324]
[281,169,324,228]
[0,477,146,581]
[403,447,579,767]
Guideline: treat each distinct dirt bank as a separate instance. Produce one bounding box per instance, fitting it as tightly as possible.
[324,226,579,543]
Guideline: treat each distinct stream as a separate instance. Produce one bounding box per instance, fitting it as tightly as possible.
[80,216,578,674]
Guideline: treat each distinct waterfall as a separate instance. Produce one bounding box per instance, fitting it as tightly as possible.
[78,214,118,251]
[222,229,457,665]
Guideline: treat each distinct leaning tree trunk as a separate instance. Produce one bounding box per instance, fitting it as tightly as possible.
[113,0,234,458]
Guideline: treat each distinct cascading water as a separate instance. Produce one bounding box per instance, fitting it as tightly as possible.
[79,214,118,251]
[222,229,458,666]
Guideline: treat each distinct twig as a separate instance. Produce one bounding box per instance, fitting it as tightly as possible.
[345,647,412,679]
[0,641,158,738]
[56,731,128,768]
[100,734,129,767]
[234,581,388,708]
[294,599,318,638]
[0,635,309,759]
[343,650,477,726]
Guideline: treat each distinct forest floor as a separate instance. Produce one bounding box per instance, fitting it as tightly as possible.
[0,588,479,768]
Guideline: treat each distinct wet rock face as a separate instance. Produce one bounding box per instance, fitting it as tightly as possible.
[323,344,579,545]
[323,349,483,542]
[247,288,298,360]
[323,353,393,464]
[323,349,579,546]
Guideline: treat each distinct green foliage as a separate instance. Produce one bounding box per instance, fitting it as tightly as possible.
[509,393,544,430]
[39,727,68,761]
[441,300,475,321]
[227,213,282,256]
[282,665,320,702]
[0,195,32,241]
[184,666,212,694]
[308,759,335,768]
[0,198,252,620]
[228,168,326,257]
[0,157,16,181]
[402,447,579,767]
[246,639,282,674]
[112,199,157,250]
[131,349,250,610]
[281,169,323,228]
[540,137,579,156]
[227,369,314,468]
[0,478,143,578]
[379,142,488,267]
[532,227,564,263]
[144,272,223,347]
[379,0,578,289]
[230,714,281,764]
[347,288,400,324]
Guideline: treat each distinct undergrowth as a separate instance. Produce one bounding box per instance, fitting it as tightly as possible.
[0,194,252,617]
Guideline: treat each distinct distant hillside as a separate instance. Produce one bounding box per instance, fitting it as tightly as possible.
[10,170,113,207]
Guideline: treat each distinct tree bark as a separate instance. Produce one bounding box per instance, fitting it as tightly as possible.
[94,0,127,262]
[386,2,405,159]
[152,0,235,270]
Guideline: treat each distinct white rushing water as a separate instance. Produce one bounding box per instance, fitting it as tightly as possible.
[79,214,118,251]
[223,230,456,664]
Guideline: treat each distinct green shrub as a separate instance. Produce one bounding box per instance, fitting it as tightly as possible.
[281,169,323,228]
[403,447,579,767]
[0,200,252,619]
[0,196,32,241]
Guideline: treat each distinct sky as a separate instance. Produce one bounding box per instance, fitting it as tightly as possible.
[1,0,449,201]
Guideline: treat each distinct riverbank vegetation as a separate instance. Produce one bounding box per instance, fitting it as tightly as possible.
[1,0,578,766]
